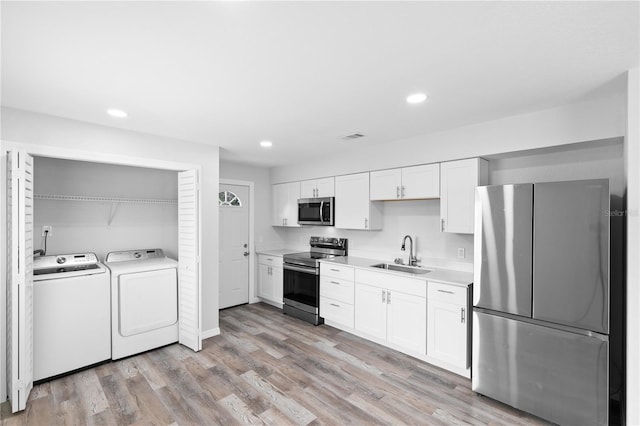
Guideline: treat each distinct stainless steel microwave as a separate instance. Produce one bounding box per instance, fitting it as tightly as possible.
[298,197,334,226]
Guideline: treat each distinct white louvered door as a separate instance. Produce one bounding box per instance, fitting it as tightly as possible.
[7,150,34,412]
[177,169,202,352]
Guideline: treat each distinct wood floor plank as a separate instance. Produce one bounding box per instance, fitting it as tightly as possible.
[218,393,265,425]
[2,303,550,426]
[241,370,317,425]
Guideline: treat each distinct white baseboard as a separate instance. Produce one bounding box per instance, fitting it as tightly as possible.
[201,327,220,340]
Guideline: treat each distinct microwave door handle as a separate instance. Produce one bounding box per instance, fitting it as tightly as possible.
[320,201,324,222]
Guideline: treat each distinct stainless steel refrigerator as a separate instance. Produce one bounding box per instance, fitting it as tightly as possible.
[472,179,610,426]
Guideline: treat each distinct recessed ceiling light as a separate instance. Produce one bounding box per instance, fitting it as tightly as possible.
[406,93,427,104]
[107,108,128,118]
[260,140,273,148]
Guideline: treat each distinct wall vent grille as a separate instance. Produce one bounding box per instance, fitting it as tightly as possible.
[342,133,365,140]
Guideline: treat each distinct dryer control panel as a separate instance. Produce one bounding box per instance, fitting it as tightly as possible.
[105,249,165,263]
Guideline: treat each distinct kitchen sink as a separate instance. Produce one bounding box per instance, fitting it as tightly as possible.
[370,263,431,275]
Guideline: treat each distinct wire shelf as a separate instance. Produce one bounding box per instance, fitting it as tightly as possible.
[34,194,177,205]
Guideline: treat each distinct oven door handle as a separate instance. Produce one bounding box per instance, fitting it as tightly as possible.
[284,263,320,275]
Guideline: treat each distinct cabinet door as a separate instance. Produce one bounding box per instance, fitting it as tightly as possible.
[285,182,301,227]
[272,184,287,226]
[258,264,273,300]
[370,168,402,200]
[387,291,427,354]
[300,179,317,199]
[335,173,370,230]
[427,299,468,368]
[440,158,487,234]
[354,283,387,340]
[316,177,335,197]
[401,164,440,199]
[272,266,283,304]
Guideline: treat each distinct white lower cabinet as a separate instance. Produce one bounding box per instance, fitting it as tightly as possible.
[354,269,427,356]
[257,254,283,305]
[427,281,470,370]
[320,263,355,328]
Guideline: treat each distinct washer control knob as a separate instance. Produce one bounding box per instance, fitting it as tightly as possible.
[56,257,66,264]
[134,252,142,259]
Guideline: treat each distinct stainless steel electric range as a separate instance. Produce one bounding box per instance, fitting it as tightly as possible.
[283,236,348,325]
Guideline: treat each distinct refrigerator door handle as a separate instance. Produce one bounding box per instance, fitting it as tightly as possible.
[461,308,465,323]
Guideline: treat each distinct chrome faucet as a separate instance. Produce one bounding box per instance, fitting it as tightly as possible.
[401,235,418,266]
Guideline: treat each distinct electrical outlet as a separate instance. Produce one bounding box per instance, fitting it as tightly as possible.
[457,247,465,259]
[42,225,53,237]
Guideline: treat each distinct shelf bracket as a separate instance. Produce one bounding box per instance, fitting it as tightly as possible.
[107,202,120,226]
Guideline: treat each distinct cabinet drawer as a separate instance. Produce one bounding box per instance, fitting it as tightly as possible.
[320,297,354,328]
[355,269,426,298]
[428,281,468,305]
[258,254,282,267]
[321,263,355,281]
[320,276,354,304]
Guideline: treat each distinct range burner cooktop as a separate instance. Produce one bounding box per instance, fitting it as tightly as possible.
[283,237,347,268]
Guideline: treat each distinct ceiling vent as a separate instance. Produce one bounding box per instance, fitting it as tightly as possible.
[342,133,365,141]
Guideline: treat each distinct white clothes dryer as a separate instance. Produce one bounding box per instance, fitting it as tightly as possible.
[105,248,178,360]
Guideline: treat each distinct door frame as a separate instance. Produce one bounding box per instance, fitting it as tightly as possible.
[0,140,203,404]
[219,179,256,304]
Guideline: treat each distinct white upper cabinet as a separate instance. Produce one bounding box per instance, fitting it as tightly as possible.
[272,181,301,227]
[335,172,382,230]
[300,177,335,198]
[440,158,488,234]
[370,164,440,200]
[369,169,401,200]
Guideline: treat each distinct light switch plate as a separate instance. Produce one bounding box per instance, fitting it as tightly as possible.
[457,247,465,259]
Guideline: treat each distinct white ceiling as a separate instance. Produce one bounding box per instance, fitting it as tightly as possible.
[2,1,638,167]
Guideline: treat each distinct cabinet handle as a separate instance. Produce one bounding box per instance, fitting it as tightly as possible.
[381,290,386,303]
[364,218,368,229]
[401,186,405,198]
[387,291,391,304]
[267,258,273,261]
[330,268,340,272]
[441,218,445,231]
[461,307,466,323]
[330,303,340,308]
[437,289,454,294]
[396,186,400,198]
[330,281,340,285]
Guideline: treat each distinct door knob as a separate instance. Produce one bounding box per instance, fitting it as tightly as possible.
[243,251,250,257]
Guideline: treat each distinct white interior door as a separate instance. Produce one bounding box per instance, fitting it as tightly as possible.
[218,183,250,309]
[178,169,201,352]
[7,150,34,412]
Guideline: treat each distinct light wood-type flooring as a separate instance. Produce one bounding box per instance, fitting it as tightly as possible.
[1,303,549,425]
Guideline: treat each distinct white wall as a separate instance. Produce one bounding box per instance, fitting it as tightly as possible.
[0,107,220,336]
[33,157,179,260]
[273,140,625,271]
[488,139,625,196]
[219,160,285,302]
[625,68,639,426]
[271,95,625,183]
[219,161,283,251]
[276,199,475,270]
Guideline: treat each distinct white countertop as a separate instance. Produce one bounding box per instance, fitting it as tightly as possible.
[255,248,298,257]
[320,256,473,287]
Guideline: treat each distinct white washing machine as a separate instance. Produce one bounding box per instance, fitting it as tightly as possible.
[33,252,111,381]
[105,248,179,360]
